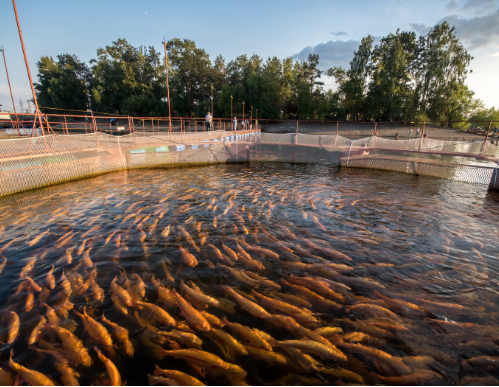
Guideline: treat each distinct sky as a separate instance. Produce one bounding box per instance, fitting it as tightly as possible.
[1,0,498,113]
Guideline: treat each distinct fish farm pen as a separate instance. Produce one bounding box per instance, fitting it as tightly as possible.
[0,116,499,386]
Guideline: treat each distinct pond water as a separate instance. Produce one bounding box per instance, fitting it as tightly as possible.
[0,164,498,385]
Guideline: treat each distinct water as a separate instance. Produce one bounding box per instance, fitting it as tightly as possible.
[1,164,499,385]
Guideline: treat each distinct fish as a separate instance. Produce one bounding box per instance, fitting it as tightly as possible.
[160,348,229,369]
[222,285,272,319]
[27,229,50,246]
[0,257,7,275]
[170,289,210,331]
[147,374,179,386]
[74,307,113,350]
[287,275,345,303]
[221,316,272,351]
[153,364,205,386]
[370,369,443,384]
[180,280,219,307]
[102,314,134,356]
[2,311,19,344]
[206,328,248,358]
[135,301,176,327]
[9,352,55,386]
[179,245,198,267]
[151,276,177,306]
[341,342,411,375]
[94,347,122,386]
[46,324,92,367]
[20,256,37,277]
[272,338,347,361]
[244,345,287,366]
[28,316,47,345]
[45,264,56,290]
[245,244,279,259]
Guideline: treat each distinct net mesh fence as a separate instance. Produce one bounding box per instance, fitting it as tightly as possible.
[0,131,498,197]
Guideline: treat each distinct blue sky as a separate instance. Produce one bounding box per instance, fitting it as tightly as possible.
[1,0,498,113]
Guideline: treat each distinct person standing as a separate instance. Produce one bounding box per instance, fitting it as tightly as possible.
[233,117,237,131]
[206,111,212,131]
[416,127,420,136]
[409,129,413,137]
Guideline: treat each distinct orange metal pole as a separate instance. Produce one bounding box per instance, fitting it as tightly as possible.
[1,47,23,135]
[12,0,46,137]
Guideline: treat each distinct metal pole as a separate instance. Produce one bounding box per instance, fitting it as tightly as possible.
[256,109,258,130]
[163,37,172,131]
[211,83,214,119]
[0,47,22,135]
[482,121,493,156]
[243,101,245,123]
[251,106,253,130]
[335,121,338,146]
[230,94,233,120]
[12,0,46,137]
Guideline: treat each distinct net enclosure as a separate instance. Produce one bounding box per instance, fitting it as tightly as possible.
[0,130,498,197]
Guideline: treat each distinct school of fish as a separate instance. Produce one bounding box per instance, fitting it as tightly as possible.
[0,163,498,385]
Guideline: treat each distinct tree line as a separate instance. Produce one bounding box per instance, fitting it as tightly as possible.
[35,22,493,125]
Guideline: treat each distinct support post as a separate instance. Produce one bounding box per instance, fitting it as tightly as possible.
[482,121,493,156]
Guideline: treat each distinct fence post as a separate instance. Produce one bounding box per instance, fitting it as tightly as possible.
[482,121,492,156]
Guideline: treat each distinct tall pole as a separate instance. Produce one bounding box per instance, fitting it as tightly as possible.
[243,101,245,122]
[230,94,233,120]
[0,46,22,134]
[162,37,172,131]
[251,106,253,130]
[12,0,47,136]
[256,108,258,130]
[211,83,214,118]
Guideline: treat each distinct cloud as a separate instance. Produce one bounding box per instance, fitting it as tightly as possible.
[293,40,362,70]
[331,31,348,36]
[410,23,430,34]
[446,0,461,13]
[145,11,148,16]
[440,9,499,49]
[462,0,495,15]
[489,51,499,57]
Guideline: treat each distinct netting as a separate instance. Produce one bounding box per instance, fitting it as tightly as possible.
[0,130,498,197]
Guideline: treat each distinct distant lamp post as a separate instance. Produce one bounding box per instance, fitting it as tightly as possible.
[243,101,245,122]
[211,82,214,117]
[230,94,233,120]
[251,106,253,129]
[256,108,258,130]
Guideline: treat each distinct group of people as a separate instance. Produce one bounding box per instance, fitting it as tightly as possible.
[206,112,252,131]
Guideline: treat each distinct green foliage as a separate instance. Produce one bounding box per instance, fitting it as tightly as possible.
[35,24,489,122]
[35,54,91,113]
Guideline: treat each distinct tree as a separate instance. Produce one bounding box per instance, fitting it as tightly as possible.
[35,54,91,113]
[166,38,213,117]
[366,31,417,121]
[414,22,473,125]
[328,36,373,120]
[91,39,166,116]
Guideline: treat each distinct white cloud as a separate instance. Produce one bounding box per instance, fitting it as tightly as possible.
[441,9,499,49]
[489,51,499,57]
[446,0,461,13]
[462,0,495,15]
[293,40,363,70]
